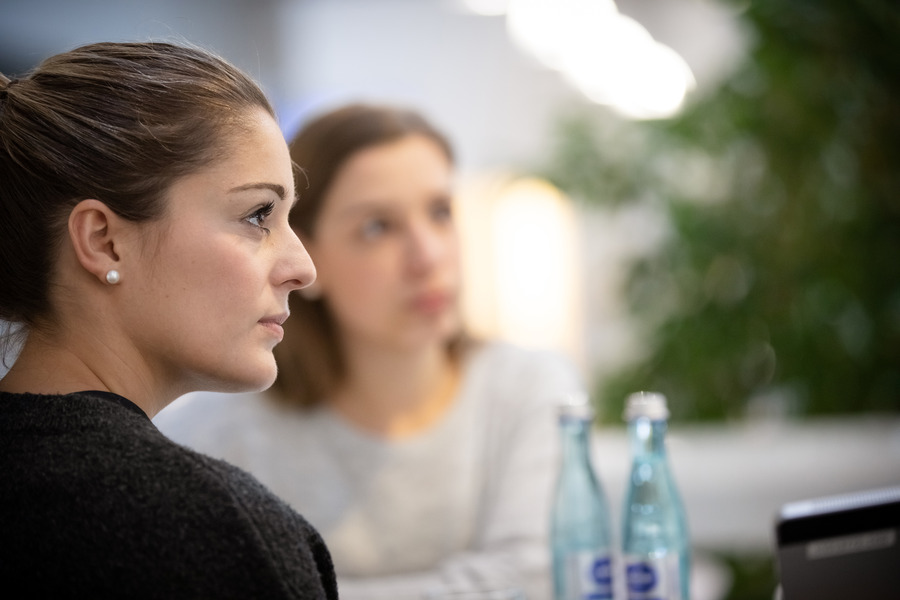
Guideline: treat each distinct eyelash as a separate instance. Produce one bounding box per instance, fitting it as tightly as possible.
[246,202,275,234]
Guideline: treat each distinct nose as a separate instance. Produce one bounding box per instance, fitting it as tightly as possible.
[406,218,452,276]
[278,226,317,292]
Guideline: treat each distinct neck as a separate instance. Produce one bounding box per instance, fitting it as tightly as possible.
[0,322,171,418]
[329,338,460,438]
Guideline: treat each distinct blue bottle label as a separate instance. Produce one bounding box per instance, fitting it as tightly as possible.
[563,552,614,600]
[625,555,681,600]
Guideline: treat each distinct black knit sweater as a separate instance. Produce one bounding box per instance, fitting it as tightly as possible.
[0,390,339,599]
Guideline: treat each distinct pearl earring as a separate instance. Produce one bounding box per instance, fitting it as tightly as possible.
[105,269,121,285]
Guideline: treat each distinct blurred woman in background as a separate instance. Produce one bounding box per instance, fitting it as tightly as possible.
[156,103,584,600]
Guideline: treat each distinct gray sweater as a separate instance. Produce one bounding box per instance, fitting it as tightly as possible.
[0,390,338,599]
[156,341,584,600]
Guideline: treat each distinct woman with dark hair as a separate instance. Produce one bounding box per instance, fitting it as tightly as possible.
[0,42,336,599]
[156,103,583,600]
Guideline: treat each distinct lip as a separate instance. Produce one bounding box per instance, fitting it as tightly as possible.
[411,290,453,315]
[259,313,289,340]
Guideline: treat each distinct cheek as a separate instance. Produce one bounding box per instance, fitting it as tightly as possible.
[331,264,389,307]
[167,237,260,313]
[446,237,462,278]
[318,247,392,299]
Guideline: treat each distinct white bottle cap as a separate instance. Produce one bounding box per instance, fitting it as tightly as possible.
[623,391,670,421]
[557,391,594,420]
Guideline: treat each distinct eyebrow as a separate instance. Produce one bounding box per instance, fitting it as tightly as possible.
[228,182,290,202]
[334,194,450,220]
[336,200,396,218]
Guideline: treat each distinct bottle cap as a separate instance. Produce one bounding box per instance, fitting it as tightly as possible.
[623,391,670,421]
[557,391,594,420]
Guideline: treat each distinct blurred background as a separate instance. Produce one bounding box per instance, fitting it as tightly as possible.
[3,1,899,598]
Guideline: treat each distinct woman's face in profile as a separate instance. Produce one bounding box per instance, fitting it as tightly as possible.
[118,108,315,394]
[307,134,461,351]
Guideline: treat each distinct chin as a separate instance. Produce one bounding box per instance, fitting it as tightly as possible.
[208,357,278,393]
[433,317,461,344]
[401,329,458,352]
[242,363,279,392]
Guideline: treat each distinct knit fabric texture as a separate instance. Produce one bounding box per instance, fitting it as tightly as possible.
[0,390,338,599]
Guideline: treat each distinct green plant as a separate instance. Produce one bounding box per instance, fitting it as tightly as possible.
[540,0,900,421]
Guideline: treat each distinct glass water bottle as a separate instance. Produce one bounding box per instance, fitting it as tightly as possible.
[551,392,615,600]
[621,392,690,600]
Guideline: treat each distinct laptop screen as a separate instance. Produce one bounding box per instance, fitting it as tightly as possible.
[775,486,900,599]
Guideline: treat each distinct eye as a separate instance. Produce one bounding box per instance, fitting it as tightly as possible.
[360,217,390,240]
[246,202,275,234]
[430,197,453,223]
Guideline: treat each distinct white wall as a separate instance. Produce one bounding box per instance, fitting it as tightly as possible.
[272,0,585,178]
[271,0,746,177]
[1,0,746,173]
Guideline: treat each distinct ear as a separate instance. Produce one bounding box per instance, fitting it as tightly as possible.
[68,199,124,284]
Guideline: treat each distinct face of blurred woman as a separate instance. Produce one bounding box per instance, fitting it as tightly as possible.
[307,134,461,352]
[119,108,316,394]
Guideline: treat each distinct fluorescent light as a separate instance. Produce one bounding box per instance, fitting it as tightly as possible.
[506,0,696,119]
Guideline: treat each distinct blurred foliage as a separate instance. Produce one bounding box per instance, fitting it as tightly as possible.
[715,552,779,600]
[539,0,900,422]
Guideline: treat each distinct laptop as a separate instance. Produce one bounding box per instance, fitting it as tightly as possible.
[775,485,900,599]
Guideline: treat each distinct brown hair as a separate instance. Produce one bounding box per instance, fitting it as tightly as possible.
[270,103,468,407]
[0,42,274,338]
